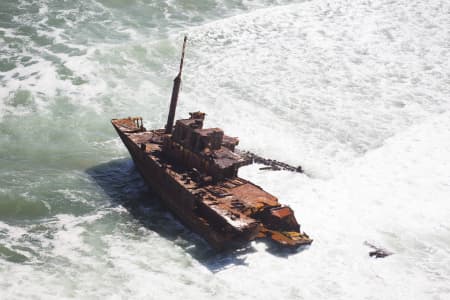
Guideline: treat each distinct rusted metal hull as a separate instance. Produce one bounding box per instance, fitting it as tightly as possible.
[112,120,258,249]
[112,117,312,250]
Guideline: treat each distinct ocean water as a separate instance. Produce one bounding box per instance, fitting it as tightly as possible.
[1,0,449,299]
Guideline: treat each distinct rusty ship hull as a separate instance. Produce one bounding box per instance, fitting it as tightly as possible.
[112,117,311,250]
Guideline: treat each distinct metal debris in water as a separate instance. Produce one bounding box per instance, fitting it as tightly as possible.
[364,241,393,258]
[237,150,304,173]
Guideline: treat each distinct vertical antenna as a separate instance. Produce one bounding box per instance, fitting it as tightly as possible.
[165,36,187,134]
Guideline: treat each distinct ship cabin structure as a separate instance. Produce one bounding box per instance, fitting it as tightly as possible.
[163,112,245,184]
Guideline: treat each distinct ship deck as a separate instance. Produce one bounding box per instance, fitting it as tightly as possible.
[113,118,280,230]
[112,117,312,248]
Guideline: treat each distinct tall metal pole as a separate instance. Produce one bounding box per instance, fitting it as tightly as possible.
[165,36,187,134]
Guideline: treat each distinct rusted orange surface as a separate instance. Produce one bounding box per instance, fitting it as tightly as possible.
[270,207,292,219]
[229,183,278,210]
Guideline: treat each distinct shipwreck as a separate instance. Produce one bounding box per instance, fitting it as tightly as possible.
[111,37,312,250]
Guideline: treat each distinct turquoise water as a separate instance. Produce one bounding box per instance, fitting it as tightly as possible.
[1,0,450,299]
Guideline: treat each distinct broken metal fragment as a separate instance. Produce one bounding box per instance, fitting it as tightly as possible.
[236,150,304,173]
[364,241,393,258]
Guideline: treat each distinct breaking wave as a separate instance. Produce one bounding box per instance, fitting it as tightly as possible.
[1,0,449,299]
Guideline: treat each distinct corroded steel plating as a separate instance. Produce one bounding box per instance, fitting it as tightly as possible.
[111,37,312,250]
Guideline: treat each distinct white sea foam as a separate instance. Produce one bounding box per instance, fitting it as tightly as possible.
[1,0,449,299]
[232,111,450,299]
[183,0,450,176]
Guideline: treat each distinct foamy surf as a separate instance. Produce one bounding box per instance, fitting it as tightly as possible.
[184,0,450,176]
[1,0,449,299]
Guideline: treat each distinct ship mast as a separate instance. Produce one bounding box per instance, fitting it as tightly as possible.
[165,36,187,134]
